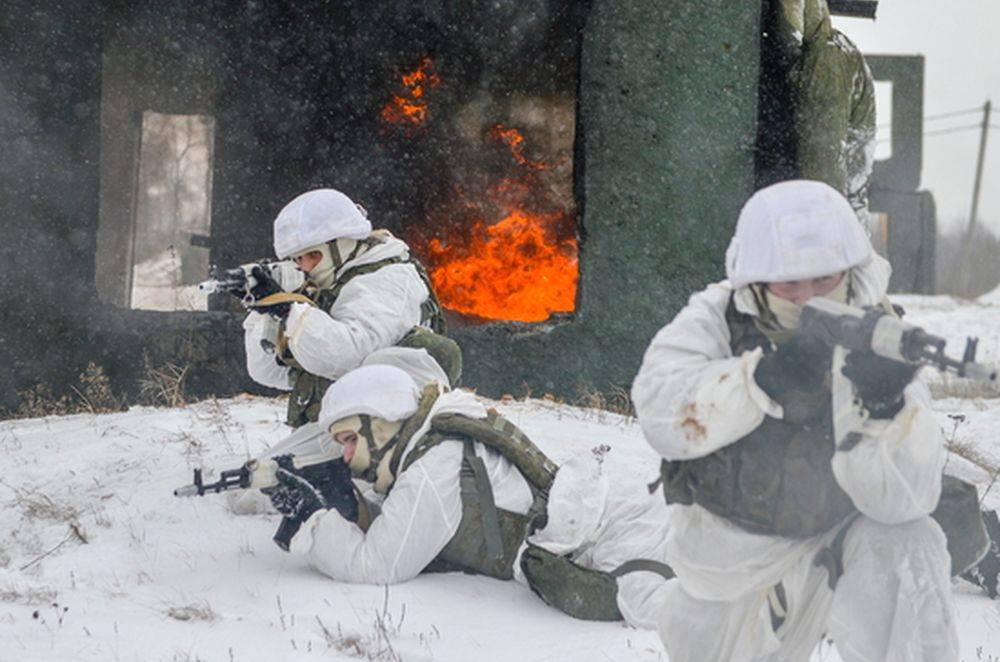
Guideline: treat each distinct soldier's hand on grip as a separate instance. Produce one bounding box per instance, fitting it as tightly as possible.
[754,334,832,401]
[841,350,918,419]
[249,266,283,301]
[264,468,328,522]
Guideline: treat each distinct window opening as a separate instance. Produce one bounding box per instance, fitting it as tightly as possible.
[130,111,215,311]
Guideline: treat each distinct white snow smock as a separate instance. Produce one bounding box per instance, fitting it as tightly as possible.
[288,389,533,584]
[243,235,438,389]
[521,453,674,630]
[632,254,958,661]
[288,387,673,630]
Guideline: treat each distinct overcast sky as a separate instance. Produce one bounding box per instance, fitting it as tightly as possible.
[834,1,1000,236]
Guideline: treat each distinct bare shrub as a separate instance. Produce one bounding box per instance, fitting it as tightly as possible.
[5,363,124,419]
[10,384,76,418]
[571,382,635,418]
[138,354,190,407]
[72,363,127,414]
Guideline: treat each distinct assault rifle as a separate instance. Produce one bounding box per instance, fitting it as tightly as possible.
[175,423,357,550]
[800,298,997,382]
[198,260,305,306]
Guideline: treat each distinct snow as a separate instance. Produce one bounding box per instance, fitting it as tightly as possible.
[3,294,1000,661]
[980,285,1000,308]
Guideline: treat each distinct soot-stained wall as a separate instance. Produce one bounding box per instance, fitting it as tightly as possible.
[0,1,761,411]
[455,0,761,396]
[0,3,105,410]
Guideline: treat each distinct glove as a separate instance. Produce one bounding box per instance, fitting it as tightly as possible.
[263,468,328,551]
[249,265,283,301]
[299,458,360,524]
[841,350,918,419]
[265,468,328,520]
[248,266,293,320]
[753,334,832,402]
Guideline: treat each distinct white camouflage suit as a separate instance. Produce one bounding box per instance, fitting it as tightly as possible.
[286,367,673,630]
[243,189,448,392]
[632,181,958,661]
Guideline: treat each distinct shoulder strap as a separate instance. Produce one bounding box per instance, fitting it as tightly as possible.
[399,409,559,495]
[317,253,446,334]
[430,410,558,493]
[461,442,505,562]
[725,292,770,355]
[407,256,447,333]
[608,558,676,580]
[319,256,410,309]
[385,384,442,478]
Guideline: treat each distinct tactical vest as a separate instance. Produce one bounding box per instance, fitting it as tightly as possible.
[278,251,457,428]
[397,409,559,580]
[659,295,856,538]
[659,294,990,576]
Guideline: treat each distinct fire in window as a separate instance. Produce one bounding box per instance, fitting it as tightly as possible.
[379,56,579,324]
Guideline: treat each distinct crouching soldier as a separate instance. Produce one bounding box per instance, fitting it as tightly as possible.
[631,180,988,662]
[243,188,462,428]
[260,364,676,630]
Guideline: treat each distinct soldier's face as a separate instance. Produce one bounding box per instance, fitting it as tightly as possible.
[766,271,846,306]
[333,430,359,462]
[292,250,324,274]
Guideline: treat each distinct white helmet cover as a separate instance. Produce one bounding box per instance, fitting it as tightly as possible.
[725,180,872,289]
[272,188,373,259]
[318,365,421,432]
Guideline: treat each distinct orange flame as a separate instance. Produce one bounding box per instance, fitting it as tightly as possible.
[490,124,551,170]
[380,57,442,133]
[424,206,578,322]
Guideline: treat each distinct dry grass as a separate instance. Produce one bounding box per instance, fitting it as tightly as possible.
[314,586,410,662]
[929,376,1000,401]
[166,602,219,623]
[5,363,126,419]
[138,354,190,408]
[7,485,80,522]
[501,381,636,419]
[571,382,636,418]
[948,439,1000,475]
[0,585,58,605]
[1,354,198,420]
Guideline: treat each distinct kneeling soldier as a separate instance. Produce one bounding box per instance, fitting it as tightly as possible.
[243,188,462,428]
[632,180,987,662]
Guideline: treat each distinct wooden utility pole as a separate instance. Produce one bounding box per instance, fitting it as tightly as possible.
[961,100,992,295]
[969,100,992,237]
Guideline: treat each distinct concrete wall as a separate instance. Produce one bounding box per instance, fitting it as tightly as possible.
[0,3,105,410]
[0,1,761,411]
[454,0,761,396]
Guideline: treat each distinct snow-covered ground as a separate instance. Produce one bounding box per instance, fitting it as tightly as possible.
[2,292,1000,661]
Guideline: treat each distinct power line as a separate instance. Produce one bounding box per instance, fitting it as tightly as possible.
[876,105,983,130]
[875,123,985,144]
[924,123,991,138]
[925,107,985,122]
